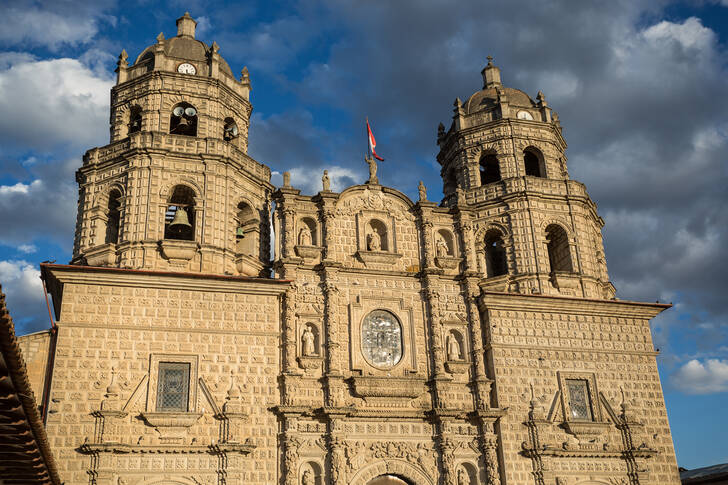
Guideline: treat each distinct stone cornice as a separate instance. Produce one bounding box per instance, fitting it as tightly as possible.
[480,291,670,319]
[42,263,289,291]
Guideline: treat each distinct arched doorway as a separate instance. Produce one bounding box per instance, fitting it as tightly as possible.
[367,475,411,485]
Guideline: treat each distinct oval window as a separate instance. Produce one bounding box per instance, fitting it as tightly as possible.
[361,310,403,368]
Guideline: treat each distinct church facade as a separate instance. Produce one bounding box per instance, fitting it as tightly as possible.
[25,13,681,485]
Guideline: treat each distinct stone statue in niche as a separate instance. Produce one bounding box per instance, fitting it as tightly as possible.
[457,467,468,485]
[302,469,315,485]
[298,225,312,246]
[367,229,382,251]
[436,236,449,258]
[418,180,427,201]
[322,170,330,191]
[447,333,461,361]
[302,325,316,356]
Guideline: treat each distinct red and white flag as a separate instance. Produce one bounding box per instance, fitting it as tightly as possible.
[366,119,384,161]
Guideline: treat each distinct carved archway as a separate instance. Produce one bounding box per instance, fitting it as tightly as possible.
[349,459,434,485]
[367,475,411,485]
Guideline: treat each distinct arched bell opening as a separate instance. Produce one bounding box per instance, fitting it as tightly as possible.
[484,229,507,277]
[170,102,198,136]
[128,106,142,134]
[479,152,501,185]
[545,224,572,273]
[235,201,260,257]
[164,185,196,241]
[105,189,122,244]
[223,117,239,141]
[524,147,546,178]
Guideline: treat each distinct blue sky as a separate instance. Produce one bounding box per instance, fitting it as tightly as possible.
[0,0,726,469]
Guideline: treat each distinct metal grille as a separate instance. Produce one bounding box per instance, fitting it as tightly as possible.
[156,362,190,412]
[566,379,593,421]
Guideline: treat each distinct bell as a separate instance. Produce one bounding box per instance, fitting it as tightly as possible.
[168,207,192,234]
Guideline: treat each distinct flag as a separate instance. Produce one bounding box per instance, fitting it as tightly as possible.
[367,119,384,161]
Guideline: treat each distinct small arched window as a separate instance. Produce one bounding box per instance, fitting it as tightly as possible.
[545,224,572,272]
[223,117,239,141]
[235,202,259,256]
[170,103,198,136]
[164,185,195,241]
[128,106,142,134]
[479,153,501,185]
[105,189,122,244]
[524,148,545,177]
[484,229,507,277]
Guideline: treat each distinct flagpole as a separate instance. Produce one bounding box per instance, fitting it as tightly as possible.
[366,117,370,159]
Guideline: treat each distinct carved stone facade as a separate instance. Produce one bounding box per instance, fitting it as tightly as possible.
[21,14,681,485]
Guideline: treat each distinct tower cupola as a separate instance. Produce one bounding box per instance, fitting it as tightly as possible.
[481,55,501,88]
[176,12,197,38]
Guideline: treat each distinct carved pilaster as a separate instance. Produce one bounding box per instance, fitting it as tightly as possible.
[282,287,299,374]
[328,420,348,484]
[455,212,478,273]
[282,206,297,260]
[322,268,346,408]
[422,277,446,379]
[464,280,491,410]
[439,436,458,485]
[282,419,301,485]
[481,432,502,485]
[318,196,337,262]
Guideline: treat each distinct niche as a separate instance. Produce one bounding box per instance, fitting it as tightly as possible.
[435,229,455,258]
[367,219,389,252]
[298,217,318,247]
[299,461,323,485]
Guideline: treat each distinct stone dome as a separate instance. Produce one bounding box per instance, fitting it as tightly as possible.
[132,13,234,78]
[463,86,535,114]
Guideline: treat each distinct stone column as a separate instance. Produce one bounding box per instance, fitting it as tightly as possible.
[318,196,337,262]
[481,429,502,485]
[423,279,446,379]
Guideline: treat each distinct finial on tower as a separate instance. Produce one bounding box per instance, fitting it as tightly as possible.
[176,12,197,38]
[481,55,502,89]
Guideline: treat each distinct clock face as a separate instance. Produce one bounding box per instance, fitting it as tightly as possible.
[177,63,196,75]
[517,110,534,120]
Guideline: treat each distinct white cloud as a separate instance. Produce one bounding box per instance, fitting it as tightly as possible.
[0,179,77,248]
[0,53,114,151]
[643,17,715,52]
[0,4,112,50]
[17,244,37,254]
[672,359,728,394]
[0,260,46,334]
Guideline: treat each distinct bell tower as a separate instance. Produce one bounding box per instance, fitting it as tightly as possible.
[437,58,614,298]
[71,13,271,276]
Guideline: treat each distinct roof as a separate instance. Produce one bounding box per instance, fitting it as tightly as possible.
[464,86,535,114]
[0,286,61,484]
[681,463,728,483]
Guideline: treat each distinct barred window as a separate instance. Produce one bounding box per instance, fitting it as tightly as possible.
[156,362,190,412]
[566,379,593,421]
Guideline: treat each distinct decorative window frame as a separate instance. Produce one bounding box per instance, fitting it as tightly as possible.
[557,371,603,423]
[147,354,199,413]
[348,295,416,376]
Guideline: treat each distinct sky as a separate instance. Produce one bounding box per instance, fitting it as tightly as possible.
[0,0,726,470]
